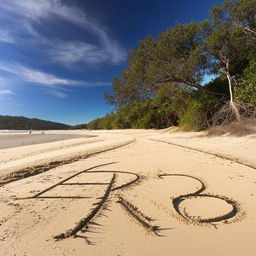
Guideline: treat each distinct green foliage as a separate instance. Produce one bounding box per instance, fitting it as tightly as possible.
[178,78,227,130]
[179,90,221,130]
[89,83,189,129]
[234,1,256,36]
[211,0,256,33]
[87,116,112,130]
[205,22,248,77]
[235,59,256,107]
[92,0,256,131]
[153,21,210,89]
[205,77,229,96]
[71,124,87,129]
[89,80,228,130]
[104,36,157,106]
[105,21,212,106]
[227,0,256,40]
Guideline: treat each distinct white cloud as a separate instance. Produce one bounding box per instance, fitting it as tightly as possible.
[0,63,78,86]
[0,0,126,65]
[0,89,14,95]
[0,0,87,23]
[0,62,110,87]
[49,41,121,65]
[0,1,118,98]
[49,89,67,98]
[0,62,109,98]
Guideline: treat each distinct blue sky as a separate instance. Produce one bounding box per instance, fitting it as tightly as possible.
[0,0,223,125]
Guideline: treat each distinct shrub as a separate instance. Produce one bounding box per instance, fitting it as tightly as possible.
[179,90,221,130]
[235,59,256,109]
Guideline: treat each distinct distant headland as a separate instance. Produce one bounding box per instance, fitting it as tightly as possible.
[0,115,71,130]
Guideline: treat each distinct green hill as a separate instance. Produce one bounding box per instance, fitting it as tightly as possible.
[0,115,71,130]
[71,123,87,129]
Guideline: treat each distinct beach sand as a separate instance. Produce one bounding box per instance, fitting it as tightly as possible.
[0,129,255,256]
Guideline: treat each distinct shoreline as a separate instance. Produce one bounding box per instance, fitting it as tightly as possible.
[0,132,94,149]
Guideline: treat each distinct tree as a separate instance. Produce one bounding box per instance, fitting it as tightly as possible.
[104,76,141,106]
[104,36,157,106]
[151,21,210,90]
[205,22,248,121]
[235,58,256,108]
[211,0,256,40]
[105,21,219,106]
[231,0,256,39]
[100,0,255,130]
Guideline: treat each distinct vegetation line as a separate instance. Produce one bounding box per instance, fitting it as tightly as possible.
[87,0,255,131]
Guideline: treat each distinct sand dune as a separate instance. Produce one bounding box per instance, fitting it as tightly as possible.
[0,129,255,256]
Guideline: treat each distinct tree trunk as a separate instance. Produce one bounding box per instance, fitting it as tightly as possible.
[225,61,241,121]
[226,71,233,102]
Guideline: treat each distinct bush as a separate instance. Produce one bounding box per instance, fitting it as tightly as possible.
[235,59,256,109]
[87,79,229,131]
[179,90,222,130]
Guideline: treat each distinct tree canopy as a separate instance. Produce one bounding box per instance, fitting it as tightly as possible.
[89,0,255,130]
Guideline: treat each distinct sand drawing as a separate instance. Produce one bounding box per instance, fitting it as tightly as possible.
[18,163,243,244]
[0,138,135,187]
[159,174,242,225]
[17,162,156,243]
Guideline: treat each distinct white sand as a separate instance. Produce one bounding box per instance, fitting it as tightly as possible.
[0,129,255,256]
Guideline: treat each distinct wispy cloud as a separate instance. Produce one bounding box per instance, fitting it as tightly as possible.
[0,0,126,65]
[0,29,15,43]
[0,63,81,86]
[0,62,110,98]
[0,89,14,95]
[49,41,125,65]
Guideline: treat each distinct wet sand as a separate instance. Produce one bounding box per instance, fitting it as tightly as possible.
[0,133,93,149]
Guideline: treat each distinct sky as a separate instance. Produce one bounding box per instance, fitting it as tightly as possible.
[0,0,224,125]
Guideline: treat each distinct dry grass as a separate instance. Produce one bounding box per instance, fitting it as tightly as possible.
[208,99,256,136]
[207,119,256,136]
